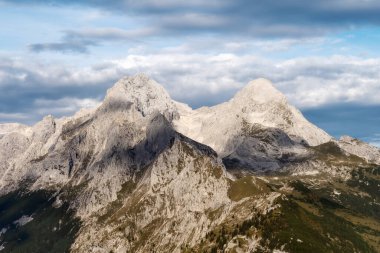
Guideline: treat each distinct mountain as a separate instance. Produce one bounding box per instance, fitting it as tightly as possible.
[173,78,331,173]
[0,74,379,253]
[174,78,331,149]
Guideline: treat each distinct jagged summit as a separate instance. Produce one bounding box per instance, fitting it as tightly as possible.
[174,77,332,155]
[82,74,324,150]
[102,73,178,120]
[232,78,286,105]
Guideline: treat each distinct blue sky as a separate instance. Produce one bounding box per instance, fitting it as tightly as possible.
[0,0,379,146]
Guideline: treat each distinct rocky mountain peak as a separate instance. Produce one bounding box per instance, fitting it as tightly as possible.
[232,78,287,105]
[174,77,331,155]
[102,73,178,120]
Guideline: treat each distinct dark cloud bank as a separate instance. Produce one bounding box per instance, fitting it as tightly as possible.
[5,0,380,53]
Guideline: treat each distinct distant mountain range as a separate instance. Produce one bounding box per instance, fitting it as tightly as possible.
[0,74,379,253]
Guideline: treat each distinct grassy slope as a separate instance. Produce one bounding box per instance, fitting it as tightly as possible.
[189,163,380,253]
[0,190,80,253]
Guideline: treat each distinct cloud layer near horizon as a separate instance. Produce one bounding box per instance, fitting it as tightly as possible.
[1,53,380,124]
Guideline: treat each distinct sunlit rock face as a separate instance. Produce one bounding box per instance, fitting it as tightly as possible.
[0,74,379,253]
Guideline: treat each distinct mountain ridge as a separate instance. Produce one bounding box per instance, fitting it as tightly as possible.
[0,74,379,253]
[1,74,378,176]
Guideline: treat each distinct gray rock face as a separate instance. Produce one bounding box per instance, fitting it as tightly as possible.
[173,78,333,172]
[103,74,179,120]
[0,75,180,214]
[173,78,332,155]
[223,122,310,173]
[337,135,380,164]
[0,74,379,253]
[72,125,231,253]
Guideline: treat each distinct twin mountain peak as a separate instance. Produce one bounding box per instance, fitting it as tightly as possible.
[98,74,380,166]
[0,74,379,177]
[102,73,331,149]
[106,74,287,116]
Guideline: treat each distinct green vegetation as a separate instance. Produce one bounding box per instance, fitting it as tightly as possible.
[260,199,374,253]
[312,142,366,166]
[279,178,379,252]
[0,190,80,253]
[191,173,379,252]
[347,166,380,200]
[228,177,269,201]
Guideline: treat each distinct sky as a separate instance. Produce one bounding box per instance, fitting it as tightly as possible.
[0,0,379,146]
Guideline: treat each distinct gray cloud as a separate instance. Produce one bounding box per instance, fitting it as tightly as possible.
[1,53,380,124]
[108,53,380,109]
[29,41,96,54]
[0,57,128,123]
[17,0,380,55]
[28,27,154,54]
[33,97,101,115]
[64,28,155,41]
[4,0,380,39]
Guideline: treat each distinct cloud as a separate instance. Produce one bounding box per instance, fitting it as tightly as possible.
[28,27,155,54]
[1,52,380,124]
[0,112,29,122]
[111,53,380,108]
[4,0,380,39]
[17,0,380,55]
[0,97,100,124]
[0,57,127,123]
[29,41,95,54]
[64,28,155,41]
[34,97,101,115]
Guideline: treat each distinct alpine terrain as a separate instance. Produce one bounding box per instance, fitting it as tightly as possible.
[0,74,379,253]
